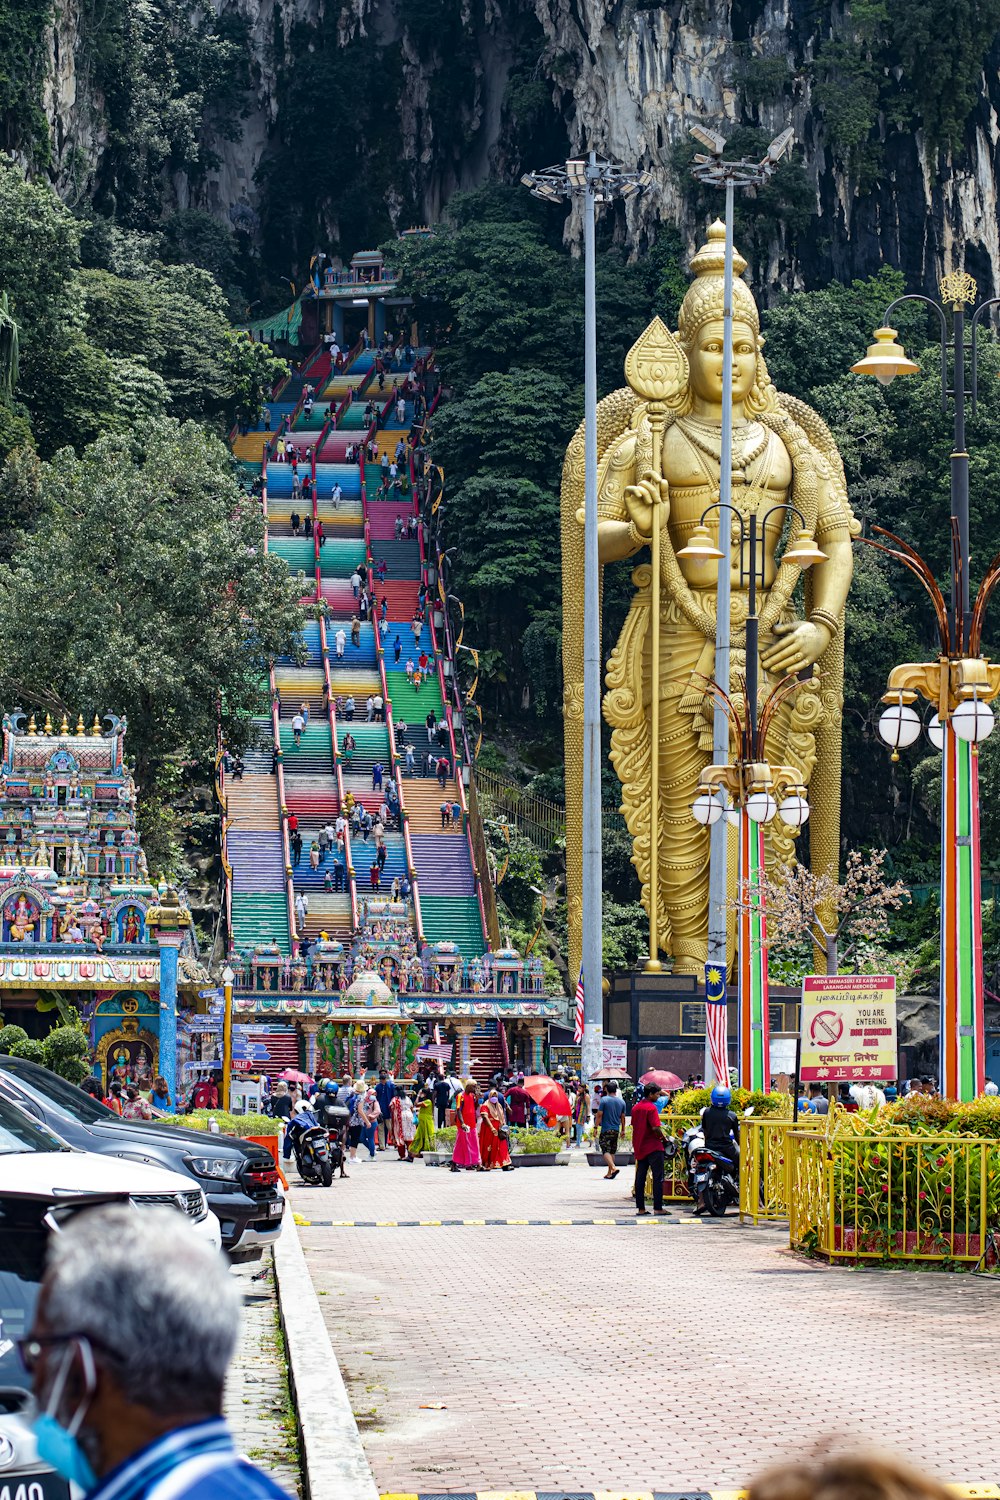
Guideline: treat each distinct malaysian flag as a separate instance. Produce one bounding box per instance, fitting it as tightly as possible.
[705,963,730,1085]
[573,965,585,1044]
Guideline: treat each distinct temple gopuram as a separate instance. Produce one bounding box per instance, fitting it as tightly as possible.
[0,710,196,1099]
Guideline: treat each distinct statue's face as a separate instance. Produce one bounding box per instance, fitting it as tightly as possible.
[688,319,758,405]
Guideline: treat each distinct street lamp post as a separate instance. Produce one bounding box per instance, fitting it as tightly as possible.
[521,153,652,1083]
[853,270,1000,1098]
[221,964,236,1109]
[687,125,794,1085]
[680,504,824,1089]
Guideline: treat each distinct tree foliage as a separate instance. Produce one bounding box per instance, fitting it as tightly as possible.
[754,850,911,976]
[0,419,303,870]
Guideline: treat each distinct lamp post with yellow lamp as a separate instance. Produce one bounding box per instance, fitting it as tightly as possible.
[221,964,236,1110]
[852,271,1000,1098]
[679,503,825,1089]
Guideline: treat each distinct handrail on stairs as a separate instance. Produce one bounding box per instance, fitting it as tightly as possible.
[318,613,359,932]
[359,445,425,945]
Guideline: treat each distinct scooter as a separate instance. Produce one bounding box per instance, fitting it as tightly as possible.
[682,1123,739,1217]
[286,1106,334,1186]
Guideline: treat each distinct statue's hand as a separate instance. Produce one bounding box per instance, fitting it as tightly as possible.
[623,471,669,543]
[760,619,832,676]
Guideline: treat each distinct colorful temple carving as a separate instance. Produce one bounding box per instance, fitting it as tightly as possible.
[228,899,559,1078]
[0,711,195,1099]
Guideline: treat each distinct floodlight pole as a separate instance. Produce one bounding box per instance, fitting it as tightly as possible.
[521,152,652,1083]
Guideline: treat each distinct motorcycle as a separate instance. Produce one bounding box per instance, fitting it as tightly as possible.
[286,1106,334,1186]
[316,1101,349,1178]
[682,1123,739,1217]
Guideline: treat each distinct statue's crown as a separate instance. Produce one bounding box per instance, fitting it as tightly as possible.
[678,219,759,343]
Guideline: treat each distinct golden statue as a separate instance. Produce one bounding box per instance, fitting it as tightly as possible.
[561,223,858,978]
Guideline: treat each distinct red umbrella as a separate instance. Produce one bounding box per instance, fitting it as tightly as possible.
[521,1074,571,1116]
[639,1069,685,1092]
[276,1068,313,1084]
[591,1066,631,1081]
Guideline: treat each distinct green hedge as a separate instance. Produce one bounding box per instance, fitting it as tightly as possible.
[156,1110,280,1137]
[435,1125,566,1155]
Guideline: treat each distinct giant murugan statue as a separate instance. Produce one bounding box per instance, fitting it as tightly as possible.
[561,223,858,978]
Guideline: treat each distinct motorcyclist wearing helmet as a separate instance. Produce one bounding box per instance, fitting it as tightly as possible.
[698,1085,740,1198]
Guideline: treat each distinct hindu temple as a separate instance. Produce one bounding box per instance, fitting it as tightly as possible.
[0,710,196,1099]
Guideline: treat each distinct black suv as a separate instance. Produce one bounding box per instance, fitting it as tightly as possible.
[0,1055,284,1260]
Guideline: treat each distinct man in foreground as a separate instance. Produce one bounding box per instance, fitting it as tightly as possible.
[23,1205,290,1500]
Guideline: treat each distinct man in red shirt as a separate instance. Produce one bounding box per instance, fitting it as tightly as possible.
[631,1082,667,1216]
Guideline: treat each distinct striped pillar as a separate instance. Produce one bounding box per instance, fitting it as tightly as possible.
[939,726,984,1100]
[738,811,770,1092]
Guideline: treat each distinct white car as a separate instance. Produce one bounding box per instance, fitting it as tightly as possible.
[0,1092,223,1500]
[0,1149,221,1251]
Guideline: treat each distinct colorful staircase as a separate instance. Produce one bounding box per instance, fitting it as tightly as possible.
[226,334,490,966]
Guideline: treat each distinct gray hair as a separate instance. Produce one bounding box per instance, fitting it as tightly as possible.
[44,1206,239,1415]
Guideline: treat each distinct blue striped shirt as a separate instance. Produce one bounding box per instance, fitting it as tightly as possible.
[88,1419,291,1500]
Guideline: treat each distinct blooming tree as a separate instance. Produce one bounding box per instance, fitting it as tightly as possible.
[751,849,910,976]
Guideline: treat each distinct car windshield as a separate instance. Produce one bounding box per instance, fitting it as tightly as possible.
[0,1091,67,1154]
[0,1055,114,1125]
[0,1202,48,1391]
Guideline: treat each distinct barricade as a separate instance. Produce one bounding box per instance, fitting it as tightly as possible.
[787,1129,998,1263]
[739,1114,826,1225]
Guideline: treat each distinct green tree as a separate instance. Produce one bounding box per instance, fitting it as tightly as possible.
[42,1022,91,1083]
[0,419,304,865]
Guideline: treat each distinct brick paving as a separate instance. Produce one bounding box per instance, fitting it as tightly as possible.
[291,1154,1000,1491]
[226,1256,301,1496]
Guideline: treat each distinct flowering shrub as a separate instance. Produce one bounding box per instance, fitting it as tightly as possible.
[670,1087,790,1118]
[826,1106,1000,1253]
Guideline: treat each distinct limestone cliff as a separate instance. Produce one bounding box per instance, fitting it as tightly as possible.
[18,0,1000,297]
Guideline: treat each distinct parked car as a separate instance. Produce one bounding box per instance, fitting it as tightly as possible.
[0,1055,284,1261]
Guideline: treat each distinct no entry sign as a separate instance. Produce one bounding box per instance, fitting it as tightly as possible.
[799,974,897,1082]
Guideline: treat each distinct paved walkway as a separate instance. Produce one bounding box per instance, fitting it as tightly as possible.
[291,1154,1000,1491]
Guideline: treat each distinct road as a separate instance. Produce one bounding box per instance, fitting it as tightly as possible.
[290,1152,1000,1491]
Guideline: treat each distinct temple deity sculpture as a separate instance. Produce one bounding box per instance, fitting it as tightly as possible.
[561,223,857,977]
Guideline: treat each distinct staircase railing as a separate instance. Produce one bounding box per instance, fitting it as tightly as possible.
[319,614,359,931]
[466,772,500,949]
[358,436,425,944]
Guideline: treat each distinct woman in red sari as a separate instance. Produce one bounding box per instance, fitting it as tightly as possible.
[478,1089,513,1171]
[450,1079,484,1171]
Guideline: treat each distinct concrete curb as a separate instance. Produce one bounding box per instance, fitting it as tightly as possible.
[273,1217,380,1500]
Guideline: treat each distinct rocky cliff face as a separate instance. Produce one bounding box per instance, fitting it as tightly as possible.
[25,0,1000,298]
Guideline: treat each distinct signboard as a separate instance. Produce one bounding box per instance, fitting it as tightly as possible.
[603,1037,628,1070]
[548,1038,628,1074]
[799,975,897,1082]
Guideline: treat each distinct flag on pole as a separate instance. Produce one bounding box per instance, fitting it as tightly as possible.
[704,963,730,1085]
[573,965,585,1044]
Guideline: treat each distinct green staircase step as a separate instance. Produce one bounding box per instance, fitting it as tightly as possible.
[384,676,444,722]
[418,895,486,958]
[318,538,367,577]
[231,893,291,955]
[269,537,316,571]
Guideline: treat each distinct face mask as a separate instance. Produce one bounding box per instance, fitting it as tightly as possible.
[31,1342,98,1492]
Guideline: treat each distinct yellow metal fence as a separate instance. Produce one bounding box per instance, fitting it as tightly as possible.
[787,1130,1000,1263]
[739,1116,827,1225]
